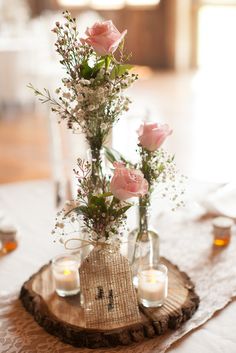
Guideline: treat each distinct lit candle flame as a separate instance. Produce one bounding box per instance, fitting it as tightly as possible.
[147,273,157,284]
[63,269,72,276]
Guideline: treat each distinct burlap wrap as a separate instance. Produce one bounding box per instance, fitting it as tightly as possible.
[79,244,141,329]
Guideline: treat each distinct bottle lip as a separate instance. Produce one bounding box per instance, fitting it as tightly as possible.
[52,253,80,267]
[138,263,168,276]
[0,223,17,234]
[212,216,234,229]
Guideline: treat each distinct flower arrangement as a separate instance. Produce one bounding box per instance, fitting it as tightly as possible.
[29,12,137,186]
[28,12,187,329]
[29,11,184,256]
[56,159,148,243]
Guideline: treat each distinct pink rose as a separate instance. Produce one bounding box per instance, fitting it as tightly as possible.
[138,122,172,152]
[81,20,127,56]
[110,162,148,201]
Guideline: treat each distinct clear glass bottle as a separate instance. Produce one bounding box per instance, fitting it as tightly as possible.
[79,147,108,261]
[129,197,160,287]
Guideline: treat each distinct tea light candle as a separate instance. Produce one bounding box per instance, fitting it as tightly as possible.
[138,264,168,307]
[212,216,234,247]
[52,254,80,297]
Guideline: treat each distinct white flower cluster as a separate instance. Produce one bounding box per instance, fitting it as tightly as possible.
[53,68,135,149]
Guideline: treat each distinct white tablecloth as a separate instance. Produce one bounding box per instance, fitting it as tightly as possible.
[0,180,236,353]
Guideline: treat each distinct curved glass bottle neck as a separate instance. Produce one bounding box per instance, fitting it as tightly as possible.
[138,195,151,235]
[87,147,105,190]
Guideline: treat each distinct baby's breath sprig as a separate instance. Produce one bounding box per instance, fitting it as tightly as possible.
[138,146,185,210]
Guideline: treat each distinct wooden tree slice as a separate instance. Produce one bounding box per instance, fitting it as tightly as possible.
[19,257,199,348]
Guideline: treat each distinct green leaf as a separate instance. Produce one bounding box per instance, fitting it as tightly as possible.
[158,164,165,173]
[110,66,118,80]
[114,205,131,217]
[110,64,133,79]
[89,195,101,205]
[80,62,93,79]
[167,155,175,163]
[91,58,105,77]
[103,146,129,165]
[80,59,105,79]
[97,191,113,198]
[89,195,107,212]
[77,205,90,215]
[65,205,88,217]
[108,196,119,213]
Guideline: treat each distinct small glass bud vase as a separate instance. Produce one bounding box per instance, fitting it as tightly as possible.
[130,197,160,287]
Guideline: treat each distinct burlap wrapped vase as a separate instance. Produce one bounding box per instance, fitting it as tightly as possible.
[79,243,140,329]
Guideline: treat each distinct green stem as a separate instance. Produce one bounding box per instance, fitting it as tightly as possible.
[139,194,150,232]
[105,56,111,72]
[90,147,101,185]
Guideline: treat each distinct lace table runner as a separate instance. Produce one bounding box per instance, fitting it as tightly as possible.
[1,211,236,353]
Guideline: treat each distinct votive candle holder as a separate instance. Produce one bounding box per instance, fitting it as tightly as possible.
[138,263,168,308]
[52,254,80,297]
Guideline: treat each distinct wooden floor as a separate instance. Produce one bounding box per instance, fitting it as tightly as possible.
[0,111,50,183]
[1,69,236,185]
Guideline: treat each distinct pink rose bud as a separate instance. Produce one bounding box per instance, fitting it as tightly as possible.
[81,20,127,56]
[110,163,148,201]
[138,122,172,152]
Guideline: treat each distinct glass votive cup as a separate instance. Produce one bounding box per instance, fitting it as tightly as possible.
[138,263,168,308]
[0,223,18,254]
[212,216,234,247]
[52,254,80,297]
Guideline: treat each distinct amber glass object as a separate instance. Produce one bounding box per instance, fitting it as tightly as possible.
[212,216,233,247]
[0,224,18,254]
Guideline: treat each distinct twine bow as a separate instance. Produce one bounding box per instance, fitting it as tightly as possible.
[64,237,120,252]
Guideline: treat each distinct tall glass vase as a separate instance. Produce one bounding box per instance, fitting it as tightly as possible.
[87,147,101,184]
[79,147,108,261]
[129,196,160,287]
[87,147,107,192]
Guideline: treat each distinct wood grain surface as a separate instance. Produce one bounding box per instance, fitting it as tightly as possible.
[19,257,199,349]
